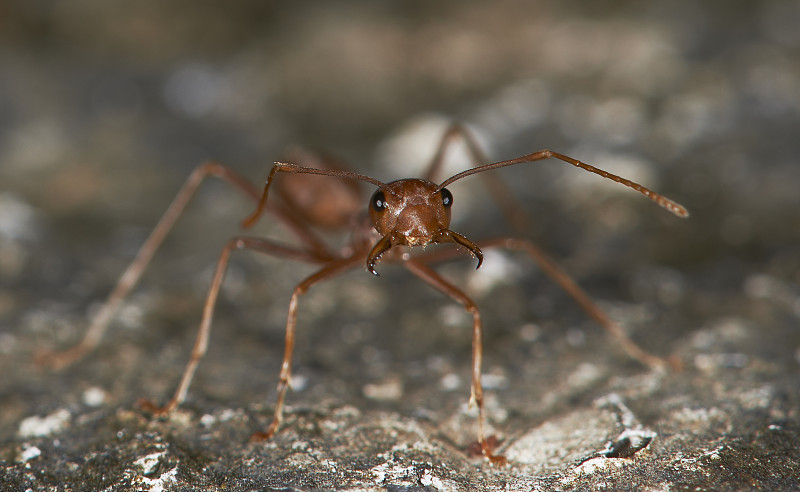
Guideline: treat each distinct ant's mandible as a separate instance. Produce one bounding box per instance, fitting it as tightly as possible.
[40,124,689,465]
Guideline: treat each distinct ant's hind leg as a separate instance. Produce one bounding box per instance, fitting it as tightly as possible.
[422,123,490,182]
[423,124,530,232]
[37,162,261,371]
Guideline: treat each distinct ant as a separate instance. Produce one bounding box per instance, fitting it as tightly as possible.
[40,124,688,464]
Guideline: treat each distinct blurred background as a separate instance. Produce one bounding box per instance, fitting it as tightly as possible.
[1,0,799,488]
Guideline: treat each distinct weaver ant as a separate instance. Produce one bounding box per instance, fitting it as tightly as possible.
[40,124,688,464]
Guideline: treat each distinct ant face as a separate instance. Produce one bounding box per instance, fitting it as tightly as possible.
[369,179,453,247]
[366,178,481,276]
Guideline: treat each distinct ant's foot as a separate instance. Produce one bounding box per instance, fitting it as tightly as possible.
[249,419,280,442]
[468,435,508,466]
[136,398,173,417]
[249,430,273,442]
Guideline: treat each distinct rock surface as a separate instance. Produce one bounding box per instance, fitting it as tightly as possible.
[2,1,799,490]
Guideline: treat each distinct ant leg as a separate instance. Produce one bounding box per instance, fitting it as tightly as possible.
[39,162,332,370]
[422,123,487,182]
[139,236,328,416]
[424,123,530,232]
[402,259,507,466]
[251,254,364,441]
[38,162,261,370]
[482,237,675,370]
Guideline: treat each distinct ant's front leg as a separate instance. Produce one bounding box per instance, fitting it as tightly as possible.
[250,254,364,441]
[403,258,508,466]
[138,236,330,416]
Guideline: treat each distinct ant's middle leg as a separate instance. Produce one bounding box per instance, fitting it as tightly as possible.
[480,237,675,370]
[408,238,674,370]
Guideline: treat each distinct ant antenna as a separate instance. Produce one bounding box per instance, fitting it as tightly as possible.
[436,150,689,218]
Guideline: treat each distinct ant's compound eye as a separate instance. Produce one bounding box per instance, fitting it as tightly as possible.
[441,188,453,208]
[371,190,387,212]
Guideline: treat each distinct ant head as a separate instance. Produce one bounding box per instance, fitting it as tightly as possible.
[366,179,482,276]
[369,179,453,246]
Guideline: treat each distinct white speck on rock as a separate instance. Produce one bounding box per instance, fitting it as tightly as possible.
[370,462,416,485]
[17,409,71,438]
[140,468,178,492]
[200,414,216,428]
[563,456,627,483]
[440,372,461,391]
[82,386,108,407]
[18,445,41,463]
[420,468,459,490]
[134,451,167,475]
[363,377,404,401]
[0,193,38,241]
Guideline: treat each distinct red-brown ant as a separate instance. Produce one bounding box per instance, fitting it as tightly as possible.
[40,124,688,464]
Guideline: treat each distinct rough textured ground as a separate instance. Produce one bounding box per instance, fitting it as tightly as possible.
[2,1,799,490]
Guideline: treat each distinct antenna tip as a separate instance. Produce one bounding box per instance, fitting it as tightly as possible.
[671,203,690,218]
[657,197,690,218]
